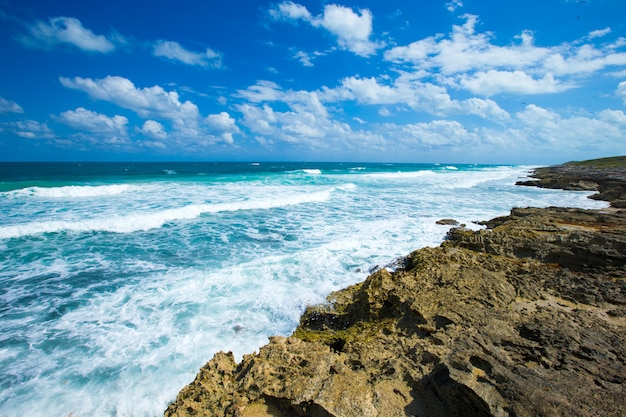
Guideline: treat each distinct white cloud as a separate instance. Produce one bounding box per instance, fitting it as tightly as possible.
[323,74,510,120]
[205,112,240,144]
[401,120,475,146]
[238,102,336,144]
[515,104,626,149]
[59,75,200,125]
[237,81,331,122]
[237,80,284,102]
[383,14,626,99]
[0,97,23,113]
[153,40,223,68]
[228,76,626,160]
[378,107,392,117]
[269,2,383,57]
[446,0,463,12]
[589,27,611,39]
[385,16,550,75]
[369,105,626,162]
[294,51,314,67]
[598,109,626,124]
[58,107,128,134]
[236,82,362,149]
[543,45,626,75]
[269,1,312,21]
[8,120,55,139]
[314,4,381,56]
[22,16,116,53]
[58,75,242,149]
[140,120,167,139]
[457,70,573,95]
[617,81,626,105]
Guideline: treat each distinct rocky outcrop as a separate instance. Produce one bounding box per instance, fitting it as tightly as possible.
[165,158,626,417]
[515,156,626,208]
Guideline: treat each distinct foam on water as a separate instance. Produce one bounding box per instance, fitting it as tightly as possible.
[0,163,609,417]
[0,188,334,239]
[3,184,134,199]
[301,168,322,175]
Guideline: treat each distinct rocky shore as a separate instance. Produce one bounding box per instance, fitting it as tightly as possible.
[165,157,626,417]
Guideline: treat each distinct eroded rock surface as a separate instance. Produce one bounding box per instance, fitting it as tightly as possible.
[165,159,626,417]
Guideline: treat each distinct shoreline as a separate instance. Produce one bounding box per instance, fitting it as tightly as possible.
[165,157,626,417]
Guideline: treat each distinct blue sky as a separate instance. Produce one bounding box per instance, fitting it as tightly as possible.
[0,0,625,163]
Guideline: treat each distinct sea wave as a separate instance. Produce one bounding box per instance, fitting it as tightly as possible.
[361,170,437,180]
[0,189,334,239]
[2,184,133,199]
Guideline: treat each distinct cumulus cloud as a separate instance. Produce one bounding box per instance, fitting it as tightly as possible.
[456,70,573,95]
[383,14,626,99]
[59,75,200,125]
[236,81,360,149]
[402,120,474,146]
[8,120,55,139]
[521,106,626,152]
[370,105,626,162]
[153,40,223,68]
[140,120,167,139]
[58,107,128,134]
[269,1,312,20]
[315,4,381,56]
[515,104,626,149]
[57,75,243,148]
[322,74,510,120]
[237,80,284,103]
[385,16,550,74]
[21,16,116,53]
[205,112,240,144]
[0,97,23,113]
[543,45,626,75]
[269,2,383,56]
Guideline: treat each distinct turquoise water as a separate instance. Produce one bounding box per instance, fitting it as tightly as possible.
[0,162,607,416]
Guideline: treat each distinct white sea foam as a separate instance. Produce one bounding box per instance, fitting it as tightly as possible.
[301,168,322,175]
[360,170,436,180]
[4,184,134,199]
[0,189,334,239]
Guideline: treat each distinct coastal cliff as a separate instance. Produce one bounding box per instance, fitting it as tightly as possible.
[165,157,626,417]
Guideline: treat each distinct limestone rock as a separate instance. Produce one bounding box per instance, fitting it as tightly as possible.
[435,218,460,226]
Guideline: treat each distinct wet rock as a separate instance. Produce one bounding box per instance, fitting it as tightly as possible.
[436,218,460,226]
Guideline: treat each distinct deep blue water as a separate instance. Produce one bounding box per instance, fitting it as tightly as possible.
[0,162,607,416]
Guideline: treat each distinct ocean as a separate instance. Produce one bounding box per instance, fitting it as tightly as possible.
[0,162,607,417]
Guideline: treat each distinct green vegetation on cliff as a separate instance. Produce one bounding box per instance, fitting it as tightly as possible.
[567,156,626,168]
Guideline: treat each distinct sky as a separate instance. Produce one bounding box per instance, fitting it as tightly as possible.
[0,0,625,163]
